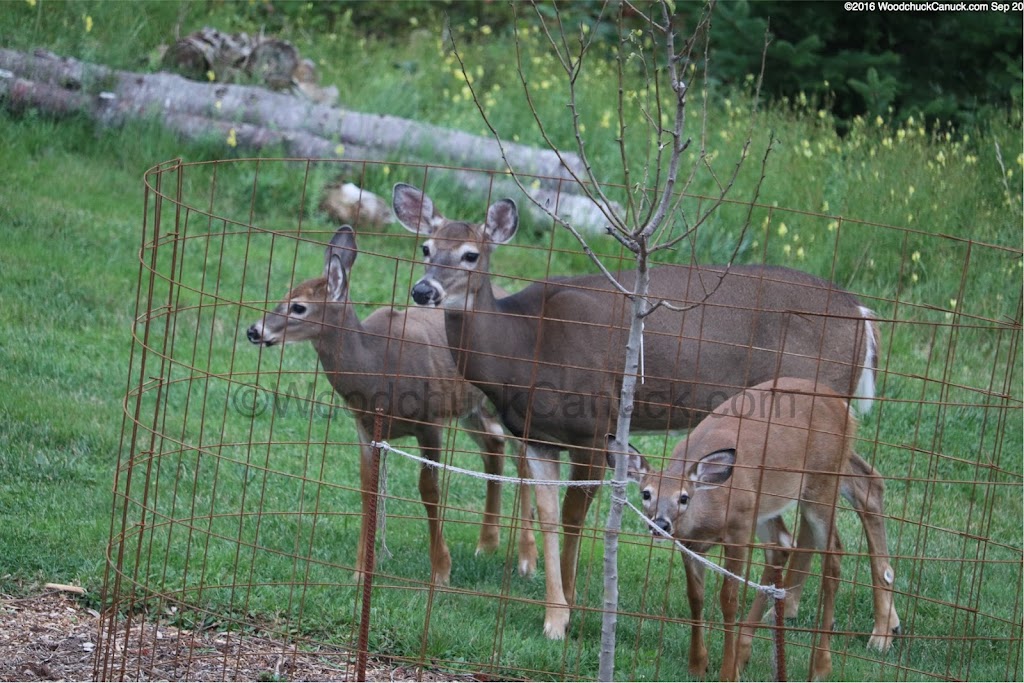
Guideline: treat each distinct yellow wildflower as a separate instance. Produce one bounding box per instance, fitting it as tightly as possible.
[334,144,345,156]
[796,247,805,260]
[226,128,237,148]
[782,244,792,255]
[84,15,93,32]
[777,222,788,237]
[911,273,919,283]
[481,24,492,35]
[207,70,216,82]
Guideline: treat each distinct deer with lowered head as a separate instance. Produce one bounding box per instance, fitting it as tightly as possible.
[246,225,537,584]
[393,183,900,643]
[609,377,898,680]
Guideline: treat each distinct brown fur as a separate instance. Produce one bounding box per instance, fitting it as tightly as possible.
[617,378,900,679]
[393,183,895,642]
[247,227,538,585]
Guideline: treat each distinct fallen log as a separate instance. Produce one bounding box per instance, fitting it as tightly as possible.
[0,48,619,232]
[0,47,586,184]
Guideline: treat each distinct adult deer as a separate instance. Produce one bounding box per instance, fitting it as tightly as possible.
[246,225,537,585]
[393,183,898,643]
[609,378,894,680]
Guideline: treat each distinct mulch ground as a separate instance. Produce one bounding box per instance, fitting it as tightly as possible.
[0,591,481,682]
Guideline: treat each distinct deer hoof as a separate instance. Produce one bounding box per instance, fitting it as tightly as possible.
[475,531,501,555]
[543,607,570,640]
[431,562,452,586]
[867,623,901,652]
[519,555,537,578]
[737,640,753,673]
[687,654,708,678]
[810,650,832,681]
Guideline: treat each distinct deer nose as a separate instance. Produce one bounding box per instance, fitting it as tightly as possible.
[653,517,673,537]
[246,325,262,343]
[411,280,439,306]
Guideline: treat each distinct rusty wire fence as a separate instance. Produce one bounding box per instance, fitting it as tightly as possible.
[95,158,1022,682]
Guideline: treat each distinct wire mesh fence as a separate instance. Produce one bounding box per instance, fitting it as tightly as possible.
[96,157,1022,681]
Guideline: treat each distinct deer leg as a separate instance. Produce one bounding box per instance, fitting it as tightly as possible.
[682,553,709,677]
[461,406,506,555]
[417,430,452,586]
[802,509,842,682]
[842,454,901,651]
[782,520,816,621]
[525,443,570,640]
[738,519,793,674]
[515,443,538,577]
[718,542,749,682]
[559,458,599,606]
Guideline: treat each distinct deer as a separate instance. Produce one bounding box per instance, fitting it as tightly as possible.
[246,225,538,585]
[392,183,900,645]
[608,378,892,680]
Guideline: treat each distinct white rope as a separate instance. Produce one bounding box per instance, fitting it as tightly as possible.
[369,439,785,601]
[370,440,607,488]
[617,495,786,600]
[375,449,392,559]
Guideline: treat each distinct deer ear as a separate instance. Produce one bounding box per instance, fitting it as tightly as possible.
[393,183,442,234]
[325,255,347,302]
[324,226,356,301]
[693,449,736,489]
[605,434,650,484]
[325,225,358,269]
[485,198,518,245]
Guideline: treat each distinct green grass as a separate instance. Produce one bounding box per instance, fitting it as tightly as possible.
[1,2,1021,681]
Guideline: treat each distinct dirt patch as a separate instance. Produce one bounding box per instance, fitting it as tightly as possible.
[0,591,480,682]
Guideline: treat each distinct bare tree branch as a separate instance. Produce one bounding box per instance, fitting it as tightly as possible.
[444,6,775,678]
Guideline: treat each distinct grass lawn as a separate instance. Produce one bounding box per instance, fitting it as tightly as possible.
[0,2,1021,681]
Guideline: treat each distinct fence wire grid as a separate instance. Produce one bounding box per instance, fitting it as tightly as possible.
[95,158,1022,682]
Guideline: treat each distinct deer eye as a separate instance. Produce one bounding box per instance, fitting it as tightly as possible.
[289,303,307,315]
[641,489,652,501]
[678,493,689,506]
[462,251,479,263]
[421,245,430,258]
